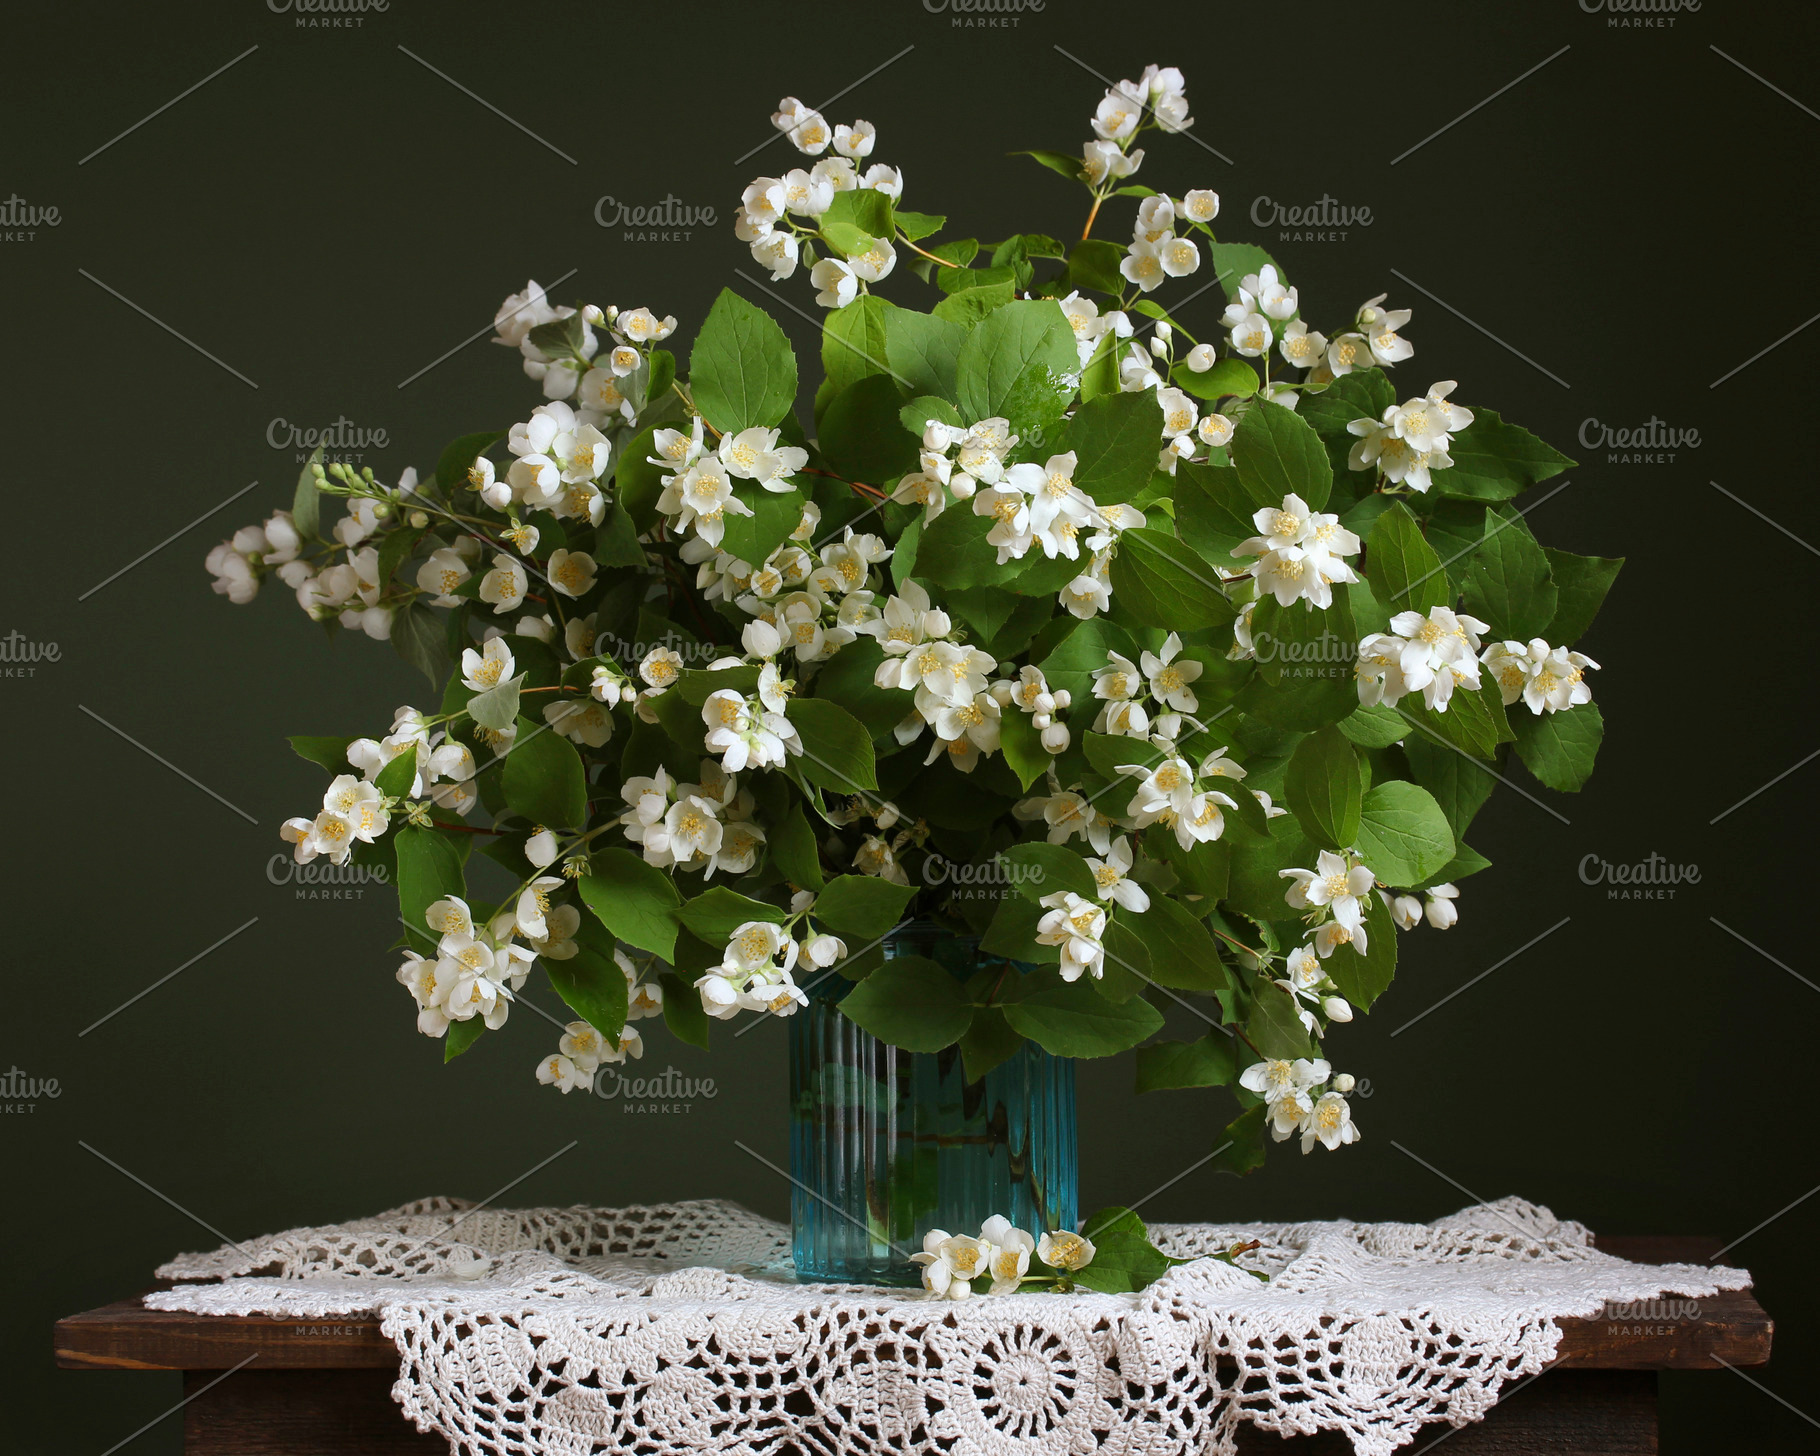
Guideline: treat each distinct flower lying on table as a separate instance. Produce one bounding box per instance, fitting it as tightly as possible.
[914,1207,1262,1298]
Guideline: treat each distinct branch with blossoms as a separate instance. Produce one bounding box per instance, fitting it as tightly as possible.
[204,62,1618,1176]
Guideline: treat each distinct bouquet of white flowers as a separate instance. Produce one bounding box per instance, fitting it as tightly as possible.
[207,63,1615,1175]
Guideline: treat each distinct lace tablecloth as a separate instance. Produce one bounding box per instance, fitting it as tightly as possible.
[147,1196,1748,1456]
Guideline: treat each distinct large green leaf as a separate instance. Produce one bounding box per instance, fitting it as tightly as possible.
[579,849,682,961]
[1463,505,1558,641]
[1437,407,1574,501]
[678,885,787,945]
[911,507,1001,590]
[821,293,895,405]
[1512,703,1603,791]
[1354,780,1455,887]
[1541,548,1623,645]
[814,874,916,938]
[1134,1033,1238,1092]
[1175,459,1260,563]
[1230,398,1332,510]
[1065,390,1165,504]
[1109,529,1236,629]
[884,308,967,401]
[839,953,973,1051]
[689,288,797,434]
[1237,593,1358,732]
[1285,726,1365,850]
[395,826,465,955]
[768,800,825,891]
[1403,728,1496,840]
[820,375,920,486]
[997,842,1098,904]
[1246,980,1316,1059]
[953,299,1076,437]
[1002,974,1163,1057]
[790,698,879,793]
[502,724,588,829]
[1366,502,1449,614]
[1322,885,1397,1011]
[545,945,630,1042]
[1120,894,1227,994]
[719,484,807,568]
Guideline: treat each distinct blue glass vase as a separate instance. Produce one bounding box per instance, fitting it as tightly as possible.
[788,922,1078,1284]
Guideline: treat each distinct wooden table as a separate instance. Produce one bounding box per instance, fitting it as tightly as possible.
[56,1236,1770,1454]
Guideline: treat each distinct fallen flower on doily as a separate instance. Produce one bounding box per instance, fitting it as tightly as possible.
[913,1207,1267,1299]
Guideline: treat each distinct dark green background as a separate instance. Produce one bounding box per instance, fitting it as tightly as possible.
[6,0,1814,1450]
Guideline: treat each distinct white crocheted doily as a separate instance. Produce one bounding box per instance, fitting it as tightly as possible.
[148,1197,1748,1456]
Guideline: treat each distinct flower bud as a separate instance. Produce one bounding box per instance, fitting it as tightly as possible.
[1331,1073,1355,1094]
[1185,343,1216,372]
[409,510,429,529]
[1041,723,1071,754]
[1322,996,1353,1023]
[1051,688,1072,711]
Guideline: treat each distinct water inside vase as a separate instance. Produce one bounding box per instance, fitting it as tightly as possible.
[788,923,1078,1284]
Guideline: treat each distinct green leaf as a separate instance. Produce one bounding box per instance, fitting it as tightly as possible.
[1002,974,1163,1057]
[613,424,669,534]
[1211,1102,1269,1176]
[1323,886,1397,1011]
[1036,617,1139,704]
[660,969,711,1048]
[1171,357,1258,402]
[998,842,1098,904]
[1238,593,1358,733]
[1438,408,1574,501]
[1230,398,1332,510]
[1542,549,1623,645]
[1354,780,1456,887]
[444,1017,486,1062]
[390,604,450,690]
[932,281,1017,327]
[545,945,629,1042]
[689,288,797,434]
[1286,726,1366,851]
[819,375,920,486]
[953,299,1076,439]
[1463,505,1558,640]
[1135,1033,1238,1093]
[291,446,324,540]
[1512,703,1603,791]
[980,893,1059,964]
[1403,727,1496,840]
[1297,370,1394,478]
[819,187,894,256]
[1401,679,1512,762]
[820,293,894,404]
[894,209,946,242]
[901,394,962,438]
[909,507,1000,591]
[1066,237,1125,293]
[1065,390,1164,504]
[884,309,968,401]
[1069,1228,1173,1294]
[1223,814,1314,922]
[803,637,909,744]
[678,885,787,946]
[1013,149,1085,182]
[579,851,683,962]
[1337,703,1409,749]
[1366,502,1449,613]
[1175,459,1260,562]
[959,1005,1025,1083]
[1246,980,1316,1060]
[719,484,807,568]
[594,503,645,570]
[998,707,1050,791]
[289,735,353,773]
[373,743,418,800]
[769,800,825,891]
[814,874,915,938]
[790,698,879,794]
[1121,894,1227,994]
[395,826,464,956]
[839,953,973,1051]
[502,724,588,829]
[1078,330,1120,402]
[1109,529,1236,630]
[466,674,523,733]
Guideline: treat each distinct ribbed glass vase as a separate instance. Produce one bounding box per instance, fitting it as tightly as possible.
[788,922,1077,1284]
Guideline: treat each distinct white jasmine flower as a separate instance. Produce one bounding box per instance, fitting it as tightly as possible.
[980,1215,1036,1295]
[639,647,684,692]
[1036,891,1107,981]
[1037,1229,1096,1272]
[810,258,859,309]
[1482,638,1599,714]
[1281,851,1376,930]
[461,638,515,692]
[1086,836,1150,912]
[1141,633,1203,713]
[1082,139,1143,185]
[1180,188,1220,222]
[1302,1092,1360,1153]
[1424,883,1460,929]
[537,1053,590,1093]
[1278,320,1328,372]
[477,554,528,614]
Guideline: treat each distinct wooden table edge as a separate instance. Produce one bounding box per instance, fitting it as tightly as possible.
[54,1237,1772,1373]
